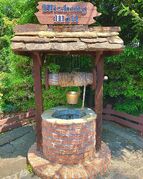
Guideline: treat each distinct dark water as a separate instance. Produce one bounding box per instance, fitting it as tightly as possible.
[52,109,86,120]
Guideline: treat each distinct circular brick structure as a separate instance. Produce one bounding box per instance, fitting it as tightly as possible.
[28,142,111,179]
[42,107,96,165]
[28,107,111,178]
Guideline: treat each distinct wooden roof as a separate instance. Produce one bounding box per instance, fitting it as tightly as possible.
[12,24,124,55]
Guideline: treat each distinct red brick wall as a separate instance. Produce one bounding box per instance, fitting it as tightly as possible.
[42,120,96,165]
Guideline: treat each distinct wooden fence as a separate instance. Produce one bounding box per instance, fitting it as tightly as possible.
[0,105,143,136]
[103,104,143,136]
[0,110,35,133]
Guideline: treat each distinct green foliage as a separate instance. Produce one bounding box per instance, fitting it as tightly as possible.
[104,47,143,114]
[0,0,143,115]
[0,0,37,112]
[118,1,143,44]
[45,55,92,73]
[48,63,60,73]
[0,53,34,112]
[43,86,81,110]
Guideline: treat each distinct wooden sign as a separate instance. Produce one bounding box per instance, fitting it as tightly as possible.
[35,2,101,25]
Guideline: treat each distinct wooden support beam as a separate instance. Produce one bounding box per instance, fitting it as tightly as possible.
[93,51,104,151]
[32,52,43,151]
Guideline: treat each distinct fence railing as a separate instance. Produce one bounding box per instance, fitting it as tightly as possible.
[103,104,143,136]
[0,110,35,133]
[1,105,143,136]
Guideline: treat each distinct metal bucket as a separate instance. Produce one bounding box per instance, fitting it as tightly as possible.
[66,91,80,105]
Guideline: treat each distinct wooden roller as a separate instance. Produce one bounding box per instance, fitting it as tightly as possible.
[45,72,95,87]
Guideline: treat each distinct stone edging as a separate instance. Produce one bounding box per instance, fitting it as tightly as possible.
[28,142,111,179]
[41,107,96,125]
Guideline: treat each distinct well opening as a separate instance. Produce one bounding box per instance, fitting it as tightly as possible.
[52,108,86,119]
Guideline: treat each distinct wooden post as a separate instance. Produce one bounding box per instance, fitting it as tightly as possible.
[93,51,104,151]
[32,52,43,151]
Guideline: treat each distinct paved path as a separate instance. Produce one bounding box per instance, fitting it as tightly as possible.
[101,121,143,179]
[0,121,143,179]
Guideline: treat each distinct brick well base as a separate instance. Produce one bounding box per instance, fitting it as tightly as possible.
[27,142,111,179]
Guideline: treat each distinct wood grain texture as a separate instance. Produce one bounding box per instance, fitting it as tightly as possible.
[0,118,34,133]
[14,24,120,33]
[13,24,89,33]
[14,24,48,33]
[94,52,104,151]
[103,104,143,136]
[12,28,124,52]
[103,104,143,125]
[32,52,43,151]
[35,2,101,25]
[14,31,119,37]
[104,115,143,131]
[47,72,93,87]
[80,38,107,43]
[12,36,79,43]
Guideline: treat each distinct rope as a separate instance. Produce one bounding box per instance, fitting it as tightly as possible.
[82,85,86,109]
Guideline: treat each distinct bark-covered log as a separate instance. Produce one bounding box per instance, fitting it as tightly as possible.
[47,72,94,87]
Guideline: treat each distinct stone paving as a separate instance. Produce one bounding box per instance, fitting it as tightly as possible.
[0,121,143,179]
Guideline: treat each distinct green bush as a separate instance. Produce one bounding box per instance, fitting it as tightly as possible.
[104,47,143,115]
[0,57,82,112]
[0,52,34,112]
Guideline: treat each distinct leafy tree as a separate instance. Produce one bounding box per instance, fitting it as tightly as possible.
[118,0,143,45]
[0,0,36,112]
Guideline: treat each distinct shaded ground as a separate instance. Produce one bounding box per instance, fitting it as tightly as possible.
[0,121,143,179]
[101,121,143,179]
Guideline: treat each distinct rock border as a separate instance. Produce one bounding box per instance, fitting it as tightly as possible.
[27,142,111,179]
